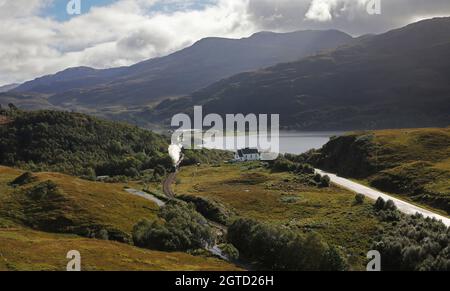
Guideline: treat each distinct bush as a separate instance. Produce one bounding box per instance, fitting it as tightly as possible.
[9,172,37,186]
[26,181,59,200]
[271,158,297,172]
[219,243,240,261]
[133,201,215,252]
[372,213,450,271]
[374,197,397,212]
[228,218,348,271]
[178,195,231,225]
[355,193,366,204]
[374,197,386,211]
[319,175,331,188]
[385,199,398,211]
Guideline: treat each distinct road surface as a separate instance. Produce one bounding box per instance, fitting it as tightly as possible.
[316,169,450,227]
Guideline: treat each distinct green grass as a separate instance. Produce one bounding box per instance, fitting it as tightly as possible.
[173,163,383,270]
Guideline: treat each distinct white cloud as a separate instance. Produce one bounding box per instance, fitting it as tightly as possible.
[0,0,449,86]
[305,0,370,22]
[0,0,255,85]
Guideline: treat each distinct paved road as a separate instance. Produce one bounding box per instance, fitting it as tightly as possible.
[316,169,450,227]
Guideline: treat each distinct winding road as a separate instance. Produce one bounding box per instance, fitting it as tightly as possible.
[316,169,450,227]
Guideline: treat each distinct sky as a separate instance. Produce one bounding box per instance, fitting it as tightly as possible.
[1,0,450,86]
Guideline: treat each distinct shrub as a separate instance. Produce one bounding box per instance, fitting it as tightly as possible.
[385,200,398,211]
[133,201,214,252]
[374,197,386,211]
[219,243,240,261]
[319,175,331,188]
[374,197,397,212]
[26,181,59,200]
[9,172,37,186]
[355,193,366,204]
[178,195,231,225]
[372,213,449,271]
[228,218,348,271]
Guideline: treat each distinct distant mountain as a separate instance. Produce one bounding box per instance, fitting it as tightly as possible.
[0,83,19,93]
[154,17,450,130]
[14,66,124,94]
[13,30,352,107]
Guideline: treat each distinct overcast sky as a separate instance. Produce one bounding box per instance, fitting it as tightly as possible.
[1,0,450,86]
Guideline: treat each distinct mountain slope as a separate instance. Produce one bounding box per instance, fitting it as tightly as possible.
[0,84,19,93]
[155,17,450,130]
[14,30,352,107]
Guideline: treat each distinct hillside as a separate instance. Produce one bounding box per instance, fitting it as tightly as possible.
[153,17,450,130]
[0,227,240,271]
[0,166,242,271]
[307,127,450,214]
[0,84,18,93]
[0,166,161,242]
[0,109,171,177]
[172,163,381,269]
[13,30,351,108]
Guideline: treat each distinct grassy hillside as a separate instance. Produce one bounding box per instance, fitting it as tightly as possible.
[0,166,161,242]
[0,227,239,271]
[172,163,382,269]
[308,128,450,214]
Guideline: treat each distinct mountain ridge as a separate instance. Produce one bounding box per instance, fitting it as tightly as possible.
[14,29,352,107]
[151,17,450,130]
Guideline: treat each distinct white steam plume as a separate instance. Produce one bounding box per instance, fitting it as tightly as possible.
[168,144,183,167]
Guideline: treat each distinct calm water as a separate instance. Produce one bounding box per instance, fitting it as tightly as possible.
[277,131,344,154]
[199,131,344,155]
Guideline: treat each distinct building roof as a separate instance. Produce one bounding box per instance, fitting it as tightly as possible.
[237,148,260,157]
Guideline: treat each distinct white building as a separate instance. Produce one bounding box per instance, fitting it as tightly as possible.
[234,148,261,162]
